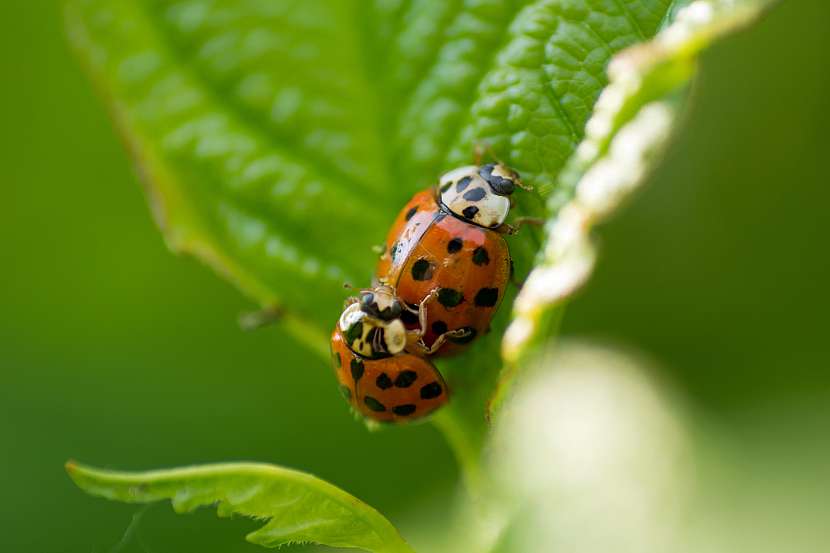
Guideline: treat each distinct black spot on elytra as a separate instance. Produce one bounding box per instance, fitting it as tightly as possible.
[344,321,363,345]
[472,247,490,266]
[420,382,443,399]
[339,385,352,400]
[463,187,486,201]
[350,358,364,381]
[395,370,418,388]
[448,327,477,344]
[456,176,472,192]
[411,258,434,281]
[400,309,419,326]
[364,395,386,412]
[474,287,499,307]
[405,206,418,221]
[462,206,479,220]
[393,404,417,416]
[446,238,463,254]
[437,288,463,308]
[376,373,393,390]
[431,321,448,335]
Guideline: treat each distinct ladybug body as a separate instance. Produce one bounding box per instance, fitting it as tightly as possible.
[331,287,449,423]
[376,164,519,357]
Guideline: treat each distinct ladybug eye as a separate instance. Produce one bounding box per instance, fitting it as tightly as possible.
[359,292,375,311]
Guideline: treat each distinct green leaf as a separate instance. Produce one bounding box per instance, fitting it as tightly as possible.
[66,461,416,553]
[64,0,776,490]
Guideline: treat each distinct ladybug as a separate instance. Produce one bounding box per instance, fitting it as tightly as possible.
[376,163,524,357]
[331,286,449,423]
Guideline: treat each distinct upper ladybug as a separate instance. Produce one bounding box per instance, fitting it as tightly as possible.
[376,163,525,357]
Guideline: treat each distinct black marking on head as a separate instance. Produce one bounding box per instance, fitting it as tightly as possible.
[447,238,463,254]
[400,309,419,326]
[405,206,418,221]
[411,258,434,281]
[472,247,490,266]
[360,292,402,321]
[474,287,499,307]
[462,206,479,220]
[350,358,365,381]
[463,187,486,202]
[420,382,443,399]
[456,176,472,192]
[448,327,477,345]
[365,326,378,346]
[339,385,352,400]
[393,404,417,416]
[395,370,418,388]
[431,320,448,335]
[364,395,386,412]
[479,164,516,196]
[344,321,363,345]
[332,351,341,368]
[376,373,393,390]
[438,288,464,308]
[390,242,399,260]
[440,180,453,192]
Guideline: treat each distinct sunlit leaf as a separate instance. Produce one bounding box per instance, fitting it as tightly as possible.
[66,461,416,553]
[65,0,776,489]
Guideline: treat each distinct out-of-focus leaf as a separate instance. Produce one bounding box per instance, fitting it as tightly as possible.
[66,461,416,553]
[495,0,778,415]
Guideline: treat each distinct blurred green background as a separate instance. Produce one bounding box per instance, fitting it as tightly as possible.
[2,1,828,552]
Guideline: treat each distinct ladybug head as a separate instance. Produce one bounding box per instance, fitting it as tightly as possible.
[438,163,521,229]
[359,286,403,322]
[338,287,406,359]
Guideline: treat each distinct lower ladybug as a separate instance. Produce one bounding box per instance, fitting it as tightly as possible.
[376,163,526,357]
[331,286,449,423]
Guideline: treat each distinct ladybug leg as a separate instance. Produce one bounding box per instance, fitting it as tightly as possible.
[498,216,545,235]
[421,328,471,354]
[415,288,440,337]
[342,296,359,310]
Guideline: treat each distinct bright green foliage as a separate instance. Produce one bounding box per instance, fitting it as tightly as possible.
[66,461,415,553]
[65,0,676,335]
[64,0,775,550]
[64,0,690,487]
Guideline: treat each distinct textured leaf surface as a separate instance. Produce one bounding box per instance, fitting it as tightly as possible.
[65,0,773,494]
[65,0,687,481]
[66,461,415,553]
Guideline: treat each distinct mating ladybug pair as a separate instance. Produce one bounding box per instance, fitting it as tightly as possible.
[331,162,529,423]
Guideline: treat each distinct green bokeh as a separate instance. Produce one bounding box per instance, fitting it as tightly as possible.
[2,1,828,552]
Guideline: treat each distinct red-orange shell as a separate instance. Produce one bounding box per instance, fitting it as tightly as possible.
[330,329,448,423]
[376,190,511,357]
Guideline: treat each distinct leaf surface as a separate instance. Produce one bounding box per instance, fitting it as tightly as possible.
[65,0,776,492]
[66,461,415,553]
